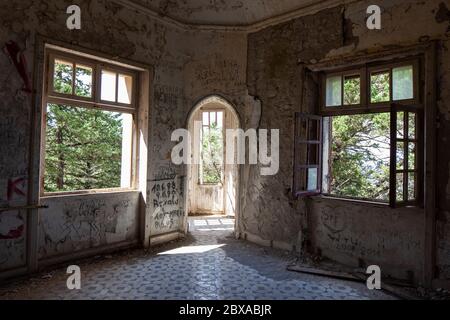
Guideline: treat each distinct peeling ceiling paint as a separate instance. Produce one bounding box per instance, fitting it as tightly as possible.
[127,0,347,26]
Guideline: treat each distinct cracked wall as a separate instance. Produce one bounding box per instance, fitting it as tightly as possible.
[0,0,247,273]
[246,0,450,284]
[1,0,450,286]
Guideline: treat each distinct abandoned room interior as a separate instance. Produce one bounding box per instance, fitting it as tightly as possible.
[0,0,450,302]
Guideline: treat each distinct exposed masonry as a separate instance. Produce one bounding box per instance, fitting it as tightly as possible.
[0,0,449,288]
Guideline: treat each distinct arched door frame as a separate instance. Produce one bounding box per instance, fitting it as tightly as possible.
[184,95,242,237]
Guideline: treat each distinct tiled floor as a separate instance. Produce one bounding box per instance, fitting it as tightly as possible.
[0,216,396,300]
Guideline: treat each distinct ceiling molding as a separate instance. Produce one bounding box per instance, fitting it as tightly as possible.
[113,0,362,33]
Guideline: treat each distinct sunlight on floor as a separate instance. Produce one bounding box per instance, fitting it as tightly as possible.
[157,244,225,255]
[190,217,235,232]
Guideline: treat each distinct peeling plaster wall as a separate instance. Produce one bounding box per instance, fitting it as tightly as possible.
[1,0,450,285]
[0,0,248,273]
[38,192,139,260]
[246,0,450,283]
[0,0,187,272]
[436,37,450,280]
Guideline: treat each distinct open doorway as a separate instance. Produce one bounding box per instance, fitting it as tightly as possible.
[186,96,240,234]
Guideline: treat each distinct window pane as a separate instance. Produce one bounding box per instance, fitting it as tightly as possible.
[201,120,223,184]
[329,113,390,201]
[210,112,217,126]
[397,111,404,139]
[408,143,416,170]
[75,64,92,98]
[217,111,223,128]
[370,71,390,103]
[44,104,128,192]
[53,59,73,94]
[101,70,117,102]
[343,75,360,105]
[408,113,416,139]
[396,141,404,170]
[118,74,133,104]
[326,75,342,107]
[396,172,404,202]
[307,168,318,191]
[393,65,413,100]
[408,172,416,201]
[308,144,319,165]
[202,112,209,126]
[308,119,320,141]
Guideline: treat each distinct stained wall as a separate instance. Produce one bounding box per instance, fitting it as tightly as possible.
[246,0,450,284]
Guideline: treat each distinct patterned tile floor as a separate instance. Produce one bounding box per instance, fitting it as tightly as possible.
[0,216,396,300]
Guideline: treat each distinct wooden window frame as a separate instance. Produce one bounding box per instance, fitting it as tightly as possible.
[319,57,421,116]
[389,103,424,208]
[40,48,140,197]
[47,49,138,114]
[296,57,424,207]
[293,113,323,197]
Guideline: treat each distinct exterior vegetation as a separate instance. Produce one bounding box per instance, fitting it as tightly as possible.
[44,61,124,192]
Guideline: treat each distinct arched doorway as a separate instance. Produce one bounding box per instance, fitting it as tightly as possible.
[185,95,240,234]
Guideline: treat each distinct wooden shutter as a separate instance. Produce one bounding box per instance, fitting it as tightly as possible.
[293,113,323,197]
[389,103,423,207]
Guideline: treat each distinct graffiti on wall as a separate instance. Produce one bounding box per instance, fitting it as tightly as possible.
[0,211,24,239]
[317,206,422,259]
[38,194,138,259]
[148,176,185,234]
[0,208,26,269]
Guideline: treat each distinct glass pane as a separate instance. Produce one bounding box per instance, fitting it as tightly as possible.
[308,119,319,141]
[118,74,133,104]
[326,75,342,107]
[75,64,92,98]
[396,111,404,139]
[53,59,73,94]
[202,112,209,126]
[371,71,390,103]
[408,143,416,170]
[308,144,319,165]
[396,173,404,202]
[44,104,126,192]
[393,65,413,100]
[307,168,318,191]
[343,75,361,105]
[330,113,390,202]
[408,172,416,201]
[396,141,404,170]
[101,70,117,102]
[201,118,223,184]
[408,113,416,139]
[217,111,223,128]
[210,112,217,126]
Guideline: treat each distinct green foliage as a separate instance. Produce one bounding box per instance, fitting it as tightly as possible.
[45,62,123,192]
[343,77,360,105]
[370,72,390,103]
[201,122,223,184]
[330,113,390,201]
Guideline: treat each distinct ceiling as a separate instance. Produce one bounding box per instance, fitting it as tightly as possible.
[127,0,342,27]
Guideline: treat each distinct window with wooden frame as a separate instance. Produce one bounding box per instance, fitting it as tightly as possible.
[294,58,423,207]
[199,110,224,185]
[41,49,138,195]
[293,114,322,196]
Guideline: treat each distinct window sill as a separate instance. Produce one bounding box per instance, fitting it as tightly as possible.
[309,194,389,208]
[40,188,138,199]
